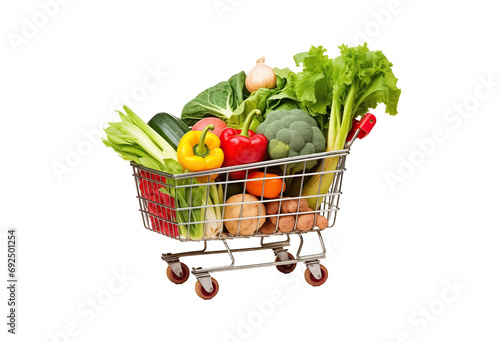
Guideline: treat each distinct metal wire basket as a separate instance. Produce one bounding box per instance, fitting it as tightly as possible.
[132,147,350,241]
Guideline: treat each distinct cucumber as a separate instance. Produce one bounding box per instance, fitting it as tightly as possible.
[148,113,190,150]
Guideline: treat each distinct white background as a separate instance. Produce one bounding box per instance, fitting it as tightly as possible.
[1,0,499,341]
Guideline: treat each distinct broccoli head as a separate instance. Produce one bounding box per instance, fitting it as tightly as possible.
[256,109,326,174]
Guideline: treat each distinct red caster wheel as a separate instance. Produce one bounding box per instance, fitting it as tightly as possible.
[195,278,219,300]
[166,262,190,284]
[275,252,297,274]
[304,264,328,286]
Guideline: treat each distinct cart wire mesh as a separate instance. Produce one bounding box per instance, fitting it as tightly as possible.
[132,149,349,242]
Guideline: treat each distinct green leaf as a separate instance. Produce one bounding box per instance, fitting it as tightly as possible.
[228,71,247,105]
[181,72,247,126]
[123,106,176,159]
[102,107,177,169]
[291,46,333,115]
[163,158,185,174]
[228,87,275,130]
[273,67,294,79]
[293,51,309,66]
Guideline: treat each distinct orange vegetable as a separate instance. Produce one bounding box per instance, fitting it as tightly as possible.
[246,172,285,198]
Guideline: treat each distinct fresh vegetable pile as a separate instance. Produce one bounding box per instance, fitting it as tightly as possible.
[103,43,401,239]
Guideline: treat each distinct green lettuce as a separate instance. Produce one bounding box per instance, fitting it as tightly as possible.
[295,44,401,208]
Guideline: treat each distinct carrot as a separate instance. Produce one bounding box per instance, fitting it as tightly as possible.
[246,172,285,198]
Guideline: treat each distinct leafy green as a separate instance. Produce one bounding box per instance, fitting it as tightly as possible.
[102,106,221,240]
[229,87,274,131]
[102,105,177,168]
[228,71,247,105]
[227,70,300,131]
[180,67,300,133]
[270,99,299,112]
[293,44,401,208]
[292,46,333,115]
[181,71,247,126]
[266,68,301,111]
[168,180,222,240]
[156,159,205,240]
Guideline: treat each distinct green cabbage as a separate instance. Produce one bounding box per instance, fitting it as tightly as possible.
[180,71,247,126]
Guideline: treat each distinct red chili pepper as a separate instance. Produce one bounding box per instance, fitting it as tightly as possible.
[219,109,268,179]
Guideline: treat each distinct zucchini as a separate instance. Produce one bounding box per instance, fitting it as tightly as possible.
[148,113,189,150]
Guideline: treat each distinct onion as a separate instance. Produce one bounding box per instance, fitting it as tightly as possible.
[245,57,277,93]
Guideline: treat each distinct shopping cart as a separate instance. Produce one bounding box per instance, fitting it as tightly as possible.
[131,114,376,299]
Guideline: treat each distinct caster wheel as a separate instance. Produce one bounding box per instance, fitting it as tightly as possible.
[275,252,297,274]
[304,264,328,286]
[166,262,190,284]
[195,278,219,300]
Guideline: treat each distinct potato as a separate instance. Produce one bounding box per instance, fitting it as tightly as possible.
[223,194,266,235]
[298,199,309,212]
[269,215,277,225]
[282,198,309,213]
[270,213,293,226]
[277,215,296,233]
[296,208,314,231]
[259,219,277,234]
[265,201,280,216]
[315,215,328,229]
[265,197,288,215]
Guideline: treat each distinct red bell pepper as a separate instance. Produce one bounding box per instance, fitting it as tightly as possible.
[139,171,178,237]
[219,109,268,179]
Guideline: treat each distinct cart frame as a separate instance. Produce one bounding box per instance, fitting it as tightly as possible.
[131,114,376,299]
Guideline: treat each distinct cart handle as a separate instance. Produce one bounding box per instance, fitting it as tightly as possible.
[346,113,376,146]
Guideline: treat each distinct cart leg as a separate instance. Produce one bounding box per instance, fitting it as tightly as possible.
[191,239,236,274]
[296,231,327,260]
[260,235,290,248]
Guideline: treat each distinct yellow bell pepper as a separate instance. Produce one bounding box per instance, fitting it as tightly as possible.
[177,124,224,182]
